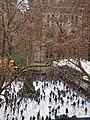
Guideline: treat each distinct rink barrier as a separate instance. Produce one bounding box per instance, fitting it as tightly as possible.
[79,117,90,120]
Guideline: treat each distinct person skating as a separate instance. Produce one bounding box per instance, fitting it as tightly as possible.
[55,108,57,118]
[37,110,40,120]
[72,93,75,99]
[65,107,69,116]
[24,103,27,110]
[33,116,36,120]
[85,107,88,114]
[0,103,1,108]
[22,115,25,120]
[82,100,84,107]
[21,109,23,116]
[76,94,78,100]
[36,80,38,86]
[59,79,61,85]
[54,86,56,91]
[67,96,69,105]
[46,83,48,87]
[6,114,9,120]
[61,99,64,106]
[5,105,7,112]
[77,99,80,107]
[15,117,18,120]
[30,116,32,120]
[13,105,15,115]
[70,96,73,102]
[38,98,40,105]
[52,92,55,98]
[52,108,55,115]
[41,95,42,100]
[12,117,14,120]
[48,116,51,120]
[57,105,60,113]
[46,115,48,120]
[49,91,52,98]
[55,96,57,104]
[49,97,51,103]
[72,102,76,109]
[41,116,44,120]
[5,96,8,105]
[55,111,57,119]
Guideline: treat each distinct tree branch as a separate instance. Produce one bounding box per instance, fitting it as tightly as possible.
[68,59,90,82]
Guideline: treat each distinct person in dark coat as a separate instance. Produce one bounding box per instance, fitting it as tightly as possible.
[52,108,55,115]
[30,116,32,120]
[49,97,51,103]
[72,93,75,99]
[6,114,9,120]
[33,116,36,120]
[55,109,57,115]
[41,116,44,120]
[55,96,57,104]
[70,96,73,102]
[5,105,7,112]
[36,80,38,86]
[61,99,64,106]
[65,108,68,115]
[21,109,23,116]
[77,99,80,107]
[25,103,27,110]
[57,105,60,113]
[22,115,25,120]
[76,94,78,100]
[48,116,51,120]
[52,92,55,98]
[73,102,76,108]
[15,117,18,120]
[12,117,14,120]
[46,115,48,120]
[5,97,8,105]
[82,100,84,107]
[0,103,1,108]
[54,86,56,91]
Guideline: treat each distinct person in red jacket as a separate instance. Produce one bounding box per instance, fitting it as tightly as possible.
[85,107,88,114]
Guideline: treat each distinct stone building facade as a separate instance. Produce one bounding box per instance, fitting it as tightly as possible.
[18,0,90,73]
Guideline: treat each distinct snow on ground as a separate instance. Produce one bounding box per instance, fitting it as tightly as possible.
[0,80,90,120]
[53,59,90,83]
[53,59,90,75]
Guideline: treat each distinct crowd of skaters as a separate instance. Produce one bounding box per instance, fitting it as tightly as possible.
[0,78,90,120]
[35,79,89,119]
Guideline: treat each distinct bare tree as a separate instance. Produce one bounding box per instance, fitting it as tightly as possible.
[51,0,90,81]
[0,0,27,95]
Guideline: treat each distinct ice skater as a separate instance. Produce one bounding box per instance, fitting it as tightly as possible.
[85,107,88,114]
[22,115,25,120]
[65,107,68,116]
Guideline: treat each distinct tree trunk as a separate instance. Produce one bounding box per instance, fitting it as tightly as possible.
[88,35,90,61]
[0,26,6,95]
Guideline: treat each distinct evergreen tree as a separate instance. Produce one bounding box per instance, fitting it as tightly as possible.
[22,71,35,94]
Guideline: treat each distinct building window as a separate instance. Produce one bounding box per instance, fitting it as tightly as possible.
[47,14,50,22]
[46,48,53,58]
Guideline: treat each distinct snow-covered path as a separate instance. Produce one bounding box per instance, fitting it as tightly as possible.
[0,80,90,120]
